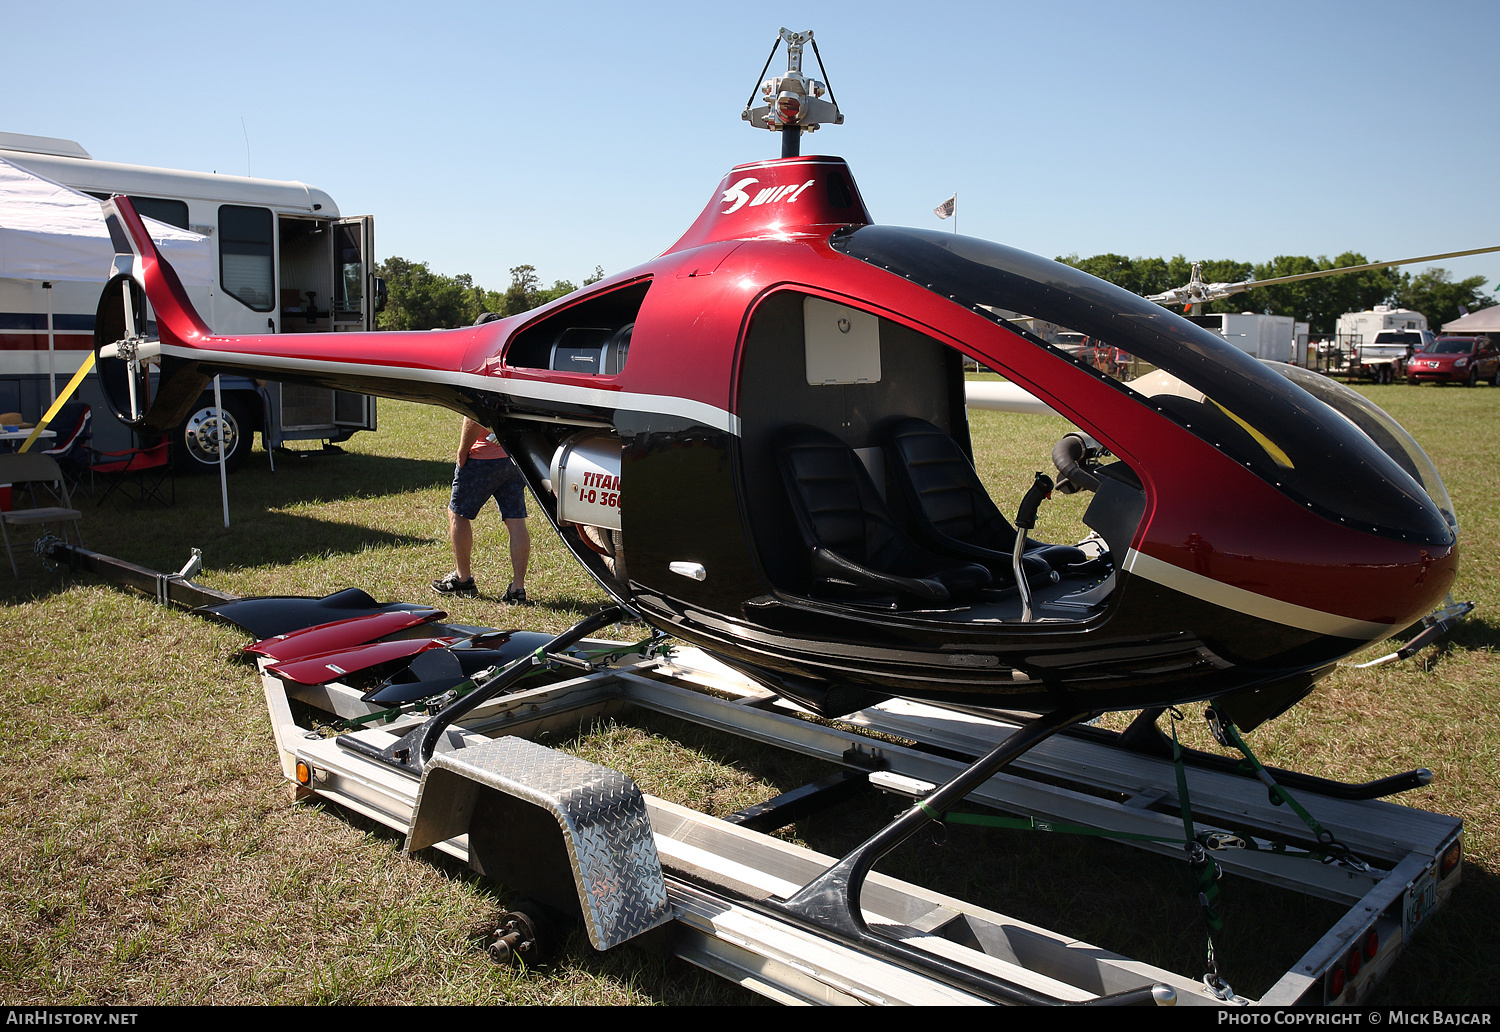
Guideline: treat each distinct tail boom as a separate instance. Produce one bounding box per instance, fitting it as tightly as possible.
[98,194,493,430]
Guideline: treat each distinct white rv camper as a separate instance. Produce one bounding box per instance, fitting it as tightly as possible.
[0,132,380,469]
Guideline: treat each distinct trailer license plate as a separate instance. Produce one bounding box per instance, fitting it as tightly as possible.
[1403,862,1439,937]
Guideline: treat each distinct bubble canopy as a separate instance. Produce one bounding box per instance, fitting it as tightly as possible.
[830,225,1454,546]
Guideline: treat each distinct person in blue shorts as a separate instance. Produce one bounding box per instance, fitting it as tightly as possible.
[432,417,531,603]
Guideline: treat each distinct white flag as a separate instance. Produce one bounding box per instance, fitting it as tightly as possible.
[933,194,956,220]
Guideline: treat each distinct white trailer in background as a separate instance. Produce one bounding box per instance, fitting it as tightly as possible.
[1187,313,1308,364]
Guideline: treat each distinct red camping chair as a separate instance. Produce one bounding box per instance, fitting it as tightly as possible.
[91,434,175,507]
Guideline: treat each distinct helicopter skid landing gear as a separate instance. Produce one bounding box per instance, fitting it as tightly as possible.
[763,707,1174,1005]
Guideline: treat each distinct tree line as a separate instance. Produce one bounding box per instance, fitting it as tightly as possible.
[375,258,605,331]
[1055,252,1494,333]
[375,251,1493,335]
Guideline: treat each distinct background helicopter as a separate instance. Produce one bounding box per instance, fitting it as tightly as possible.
[90,28,1458,742]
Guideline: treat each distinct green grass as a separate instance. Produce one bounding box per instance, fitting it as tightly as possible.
[1,383,1497,1006]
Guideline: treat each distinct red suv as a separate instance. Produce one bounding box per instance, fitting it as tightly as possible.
[1406,336,1500,386]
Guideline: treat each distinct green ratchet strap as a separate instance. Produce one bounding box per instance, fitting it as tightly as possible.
[340,707,406,728]
[922,712,1367,869]
[915,716,1225,917]
[333,676,484,730]
[1205,705,1368,872]
[577,633,675,665]
[1169,708,1225,935]
[916,709,1233,994]
[913,706,1362,1002]
[1171,707,1233,1000]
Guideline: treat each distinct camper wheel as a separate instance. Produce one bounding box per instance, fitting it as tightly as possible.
[174,394,252,473]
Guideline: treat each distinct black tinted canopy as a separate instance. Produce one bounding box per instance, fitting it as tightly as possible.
[832,226,1453,545]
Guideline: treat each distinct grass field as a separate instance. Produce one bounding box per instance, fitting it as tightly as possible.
[1,382,1496,1006]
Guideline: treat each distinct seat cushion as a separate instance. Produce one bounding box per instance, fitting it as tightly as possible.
[777,424,990,601]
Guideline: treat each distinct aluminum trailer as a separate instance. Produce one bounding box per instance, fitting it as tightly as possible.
[43,543,1463,1006]
[261,627,1461,1006]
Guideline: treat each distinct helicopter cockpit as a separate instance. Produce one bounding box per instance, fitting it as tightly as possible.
[733,280,1121,626]
[734,225,1456,627]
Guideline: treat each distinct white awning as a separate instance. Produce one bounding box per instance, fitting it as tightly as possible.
[0,155,212,285]
[1441,304,1500,333]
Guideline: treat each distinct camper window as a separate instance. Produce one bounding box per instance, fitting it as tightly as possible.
[219,205,275,312]
[128,196,189,231]
[334,223,364,317]
[83,193,189,231]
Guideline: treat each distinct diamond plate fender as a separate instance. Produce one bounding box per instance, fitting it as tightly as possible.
[406,736,672,950]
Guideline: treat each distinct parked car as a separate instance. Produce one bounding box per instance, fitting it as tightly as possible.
[1405,336,1500,387]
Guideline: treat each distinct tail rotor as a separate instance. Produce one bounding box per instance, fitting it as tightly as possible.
[94,272,161,425]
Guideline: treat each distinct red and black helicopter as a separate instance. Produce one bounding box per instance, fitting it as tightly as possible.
[88,29,1467,998]
[92,85,1459,713]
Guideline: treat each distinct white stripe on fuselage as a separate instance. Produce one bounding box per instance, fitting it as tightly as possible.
[161,343,743,436]
[160,343,1402,642]
[1122,548,1401,640]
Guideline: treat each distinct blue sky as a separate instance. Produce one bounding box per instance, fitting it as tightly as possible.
[7,0,1497,296]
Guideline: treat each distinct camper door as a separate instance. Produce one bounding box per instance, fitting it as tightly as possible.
[332,216,374,332]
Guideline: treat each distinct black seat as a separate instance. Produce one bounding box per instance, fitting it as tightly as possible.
[883,417,1087,581]
[775,425,990,603]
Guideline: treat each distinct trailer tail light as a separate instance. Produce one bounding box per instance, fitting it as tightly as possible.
[1440,841,1461,879]
[1327,963,1346,999]
[1347,947,1362,979]
[296,760,313,786]
[1363,929,1379,962]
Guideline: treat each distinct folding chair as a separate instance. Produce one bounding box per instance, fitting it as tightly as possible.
[91,435,175,507]
[40,402,93,494]
[0,452,84,578]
